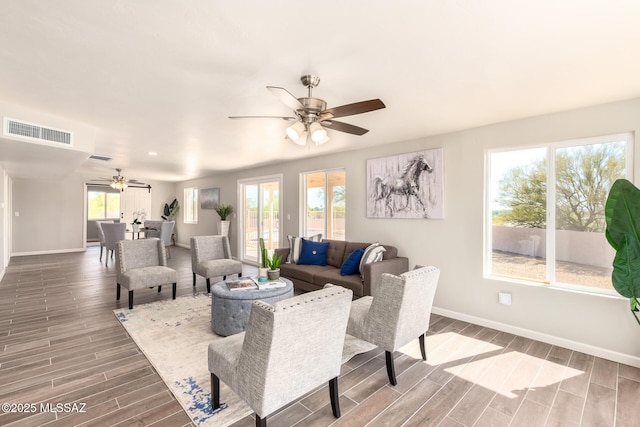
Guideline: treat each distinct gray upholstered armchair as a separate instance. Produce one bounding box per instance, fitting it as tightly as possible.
[115,238,178,309]
[208,285,353,427]
[190,235,243,293]
[346,265,440,385]
[102,222,126,265]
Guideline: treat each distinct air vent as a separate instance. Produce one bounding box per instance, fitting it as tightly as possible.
[89,155,112,161]
[3,117,73,146]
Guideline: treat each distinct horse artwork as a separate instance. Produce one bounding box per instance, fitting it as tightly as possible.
[367,149,443,218]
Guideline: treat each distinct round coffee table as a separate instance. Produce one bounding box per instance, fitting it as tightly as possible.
[210,278,294,336]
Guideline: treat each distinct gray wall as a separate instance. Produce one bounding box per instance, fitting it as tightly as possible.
[11,174,175,255]
[176,97,640,365]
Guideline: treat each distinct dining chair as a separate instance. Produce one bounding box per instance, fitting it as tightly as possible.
[102,222,126,265]
[208,285,352,427]
[346,265,440,385]
[144,220,163,238]
[95,220,114,261]
[159,221,175,257]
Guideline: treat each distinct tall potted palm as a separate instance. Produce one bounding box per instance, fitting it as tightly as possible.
[215,204,233,237]
[604,178,640,326]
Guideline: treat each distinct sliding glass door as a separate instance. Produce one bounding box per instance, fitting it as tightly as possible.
[239,175,282,264]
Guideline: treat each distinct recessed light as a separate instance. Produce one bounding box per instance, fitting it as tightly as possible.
[148,151,158,156]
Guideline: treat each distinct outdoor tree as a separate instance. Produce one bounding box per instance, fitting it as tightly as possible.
[497,159,547,228]
[496,142,625,231]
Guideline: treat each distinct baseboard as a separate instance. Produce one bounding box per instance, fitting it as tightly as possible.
[176,243,189,249]
[12,248,86,257]
[0,267,4,282]
[432,306,640,368]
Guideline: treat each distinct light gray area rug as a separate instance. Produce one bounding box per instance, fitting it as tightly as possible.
[113,293,375,426]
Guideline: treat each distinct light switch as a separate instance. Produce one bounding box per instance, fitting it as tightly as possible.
[15,211,19,216]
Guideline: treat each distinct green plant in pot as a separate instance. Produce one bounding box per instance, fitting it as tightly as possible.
[259,237,282,280]
[266,253,283,281]
[604,178,640,326]
[162,199,179,220]
[215,204,233,221]
[215,204,233,236]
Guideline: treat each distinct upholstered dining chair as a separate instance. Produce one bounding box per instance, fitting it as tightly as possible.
[95,220,114,261]
[115,238,177,309]
[143,220,164,239]
[190,235,243,293]
[101,222,126,265]
[346,265,440,386]
[159,221,175,257]
[208,285,353,427]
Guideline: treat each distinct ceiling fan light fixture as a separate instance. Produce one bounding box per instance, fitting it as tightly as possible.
[314,134,330,146]
[292,130,308,146]
[110,180,128,190]
[285,121,306,142]
[309,122,328,143]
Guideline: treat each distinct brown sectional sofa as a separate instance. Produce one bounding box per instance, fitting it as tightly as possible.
[274,239,409,298]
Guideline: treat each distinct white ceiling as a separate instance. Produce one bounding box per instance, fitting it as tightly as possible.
[2,0,640,183]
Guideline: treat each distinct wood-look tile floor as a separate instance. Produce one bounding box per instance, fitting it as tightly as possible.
[1,247,639,426]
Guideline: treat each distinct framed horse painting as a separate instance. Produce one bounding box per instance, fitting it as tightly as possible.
[366,148,444,219]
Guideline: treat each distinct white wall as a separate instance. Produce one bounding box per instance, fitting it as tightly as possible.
[177,97,640,366]
[0,166,6,279]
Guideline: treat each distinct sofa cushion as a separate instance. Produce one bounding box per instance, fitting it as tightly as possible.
[298,239,330,266]
[340,248,365,276]
[359,243,386,275]
[286,234,322,263]
[314,269,364,296]
[323,239,347,268]
[279,263,333,283]
[343,242,369,264]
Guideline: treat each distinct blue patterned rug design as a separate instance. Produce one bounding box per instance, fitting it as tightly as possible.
[114,294,252,426]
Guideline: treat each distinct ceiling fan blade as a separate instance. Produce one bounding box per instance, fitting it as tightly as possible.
[229,115,297,121]
[321,120,369,136]
[267,86,305,111]
[322,99,385,119]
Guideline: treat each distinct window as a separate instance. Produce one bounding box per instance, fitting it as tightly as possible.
[88,190,120,220]
[184,187,198,224]
[486,133,632,294]
[302,169,345,240]
[238,176,282,264]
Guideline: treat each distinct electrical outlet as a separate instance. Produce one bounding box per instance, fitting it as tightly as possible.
[498,292,512,305]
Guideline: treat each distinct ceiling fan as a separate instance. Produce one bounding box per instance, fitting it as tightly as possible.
[95,168,147,191]
[229,75,385,146]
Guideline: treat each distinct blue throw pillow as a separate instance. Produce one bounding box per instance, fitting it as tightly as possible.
[297,239,330,266]
[340,248,365,276]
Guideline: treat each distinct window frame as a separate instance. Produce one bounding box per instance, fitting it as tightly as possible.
[184,187,199,224]
[87,189,121,221]
[484,132,633,296]
[300,168,346,240]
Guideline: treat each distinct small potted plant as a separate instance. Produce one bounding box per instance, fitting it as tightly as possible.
[215,204,234,236]
[266,252,283,281]
[131,210,146,233]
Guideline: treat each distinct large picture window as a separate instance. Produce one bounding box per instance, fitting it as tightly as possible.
[486,133,632,294]
[302,169,345,240]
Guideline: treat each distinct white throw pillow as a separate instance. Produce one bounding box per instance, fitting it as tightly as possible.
[286,234,322,263]
[359,243,386,276]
